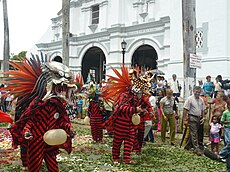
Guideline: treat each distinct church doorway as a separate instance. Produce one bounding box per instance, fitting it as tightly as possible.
[82,47,106,84]
[131,45,158,70]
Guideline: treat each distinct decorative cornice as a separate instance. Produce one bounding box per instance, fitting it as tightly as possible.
[100,0,108,7]
[107,26,125,33]
[133,2,144,8]
[38,16,171,50]
[201,57,230,62]
[125,16,170,37]
[36,41,62,49]
[81,0,108,12]
[81,6,91,12]
[69,31,110,46]
[126,16,170,32]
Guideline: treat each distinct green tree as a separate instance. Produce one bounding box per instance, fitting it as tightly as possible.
[10,51,27,61]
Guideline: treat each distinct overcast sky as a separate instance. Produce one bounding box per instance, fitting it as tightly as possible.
[0,0,62,57]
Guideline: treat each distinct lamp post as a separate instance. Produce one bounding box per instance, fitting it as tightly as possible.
[121,40,127,64]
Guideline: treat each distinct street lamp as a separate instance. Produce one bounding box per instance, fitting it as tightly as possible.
[121,40,127,64]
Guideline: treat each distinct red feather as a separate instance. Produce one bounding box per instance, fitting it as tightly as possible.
[1,57,42,98]
[0,110,13,124]
[101,65,132,104]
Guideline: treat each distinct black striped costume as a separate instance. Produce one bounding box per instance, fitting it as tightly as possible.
[10,98,72,172]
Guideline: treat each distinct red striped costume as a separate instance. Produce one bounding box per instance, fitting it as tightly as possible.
[111,93,141,163]
[88,98,104,143]
[4,56,79,171]
[101,65,153,164]
[10,98,72,172]
[133,120,145,153]
[19,142,28,167]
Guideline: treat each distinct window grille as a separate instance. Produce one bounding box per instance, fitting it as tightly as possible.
[91,5,99,24]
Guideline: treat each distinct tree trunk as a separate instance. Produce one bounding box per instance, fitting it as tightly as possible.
[2,0,10,72]
[62,0,70,66]
[182,0,196,99]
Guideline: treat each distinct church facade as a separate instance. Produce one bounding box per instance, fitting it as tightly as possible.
[35,0,230,83]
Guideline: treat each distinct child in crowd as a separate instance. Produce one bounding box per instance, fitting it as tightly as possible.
[209,116,222,154]
[77,95,83,119]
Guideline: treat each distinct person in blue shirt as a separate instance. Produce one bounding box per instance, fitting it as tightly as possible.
[77,95,83,119]
[203,75,214,98]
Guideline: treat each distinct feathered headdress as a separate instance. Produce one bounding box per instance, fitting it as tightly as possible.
[1,54,82,114]
[101,65,151,104]
[1,54,48,112]
[101,65,131,103]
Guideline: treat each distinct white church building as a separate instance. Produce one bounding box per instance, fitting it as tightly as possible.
[35,0,230,83]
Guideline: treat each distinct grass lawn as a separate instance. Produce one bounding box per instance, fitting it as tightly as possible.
[0,121,226,172]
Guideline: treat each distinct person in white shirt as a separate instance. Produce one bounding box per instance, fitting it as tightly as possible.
[149,94,156,108]
[168,74,181,98]
[183,86,206,155]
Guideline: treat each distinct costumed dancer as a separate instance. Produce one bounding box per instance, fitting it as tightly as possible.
[133,69,155,153]
[10,96,29,170]
[3,55,80,172]
[8,96,30,170]
[133,93,155,153]
[87,83,106,143]
[101,66,152,164]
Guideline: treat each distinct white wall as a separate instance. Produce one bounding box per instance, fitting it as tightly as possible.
[227,0,230,57]
[35,0,230,82]
[196,0,228,80]
[197,0,227,58]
